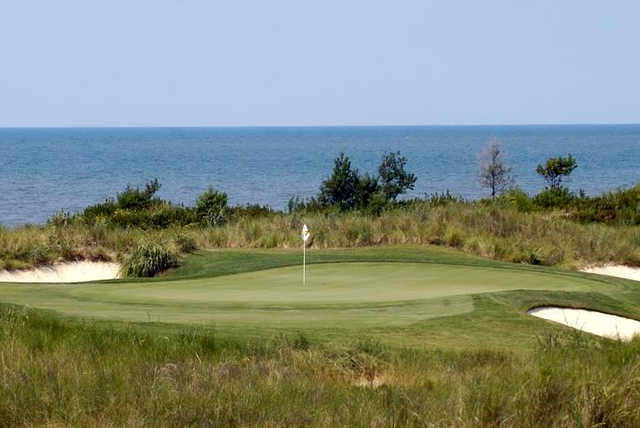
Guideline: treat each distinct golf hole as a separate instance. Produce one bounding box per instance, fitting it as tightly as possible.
[528,306,640,341]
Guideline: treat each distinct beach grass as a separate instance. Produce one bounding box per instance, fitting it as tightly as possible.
[1,201,639,273]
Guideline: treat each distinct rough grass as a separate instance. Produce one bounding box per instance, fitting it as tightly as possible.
[120,241,178,278]
[1,201,639,271]
[2,304,640,428]
[205,203,640,267]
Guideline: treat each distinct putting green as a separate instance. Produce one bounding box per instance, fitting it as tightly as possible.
[0,262,609,328]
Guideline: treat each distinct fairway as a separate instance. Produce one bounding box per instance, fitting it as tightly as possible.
[0,257,620,330]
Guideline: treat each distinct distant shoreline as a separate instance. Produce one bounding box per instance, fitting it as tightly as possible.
[1,123,640,130]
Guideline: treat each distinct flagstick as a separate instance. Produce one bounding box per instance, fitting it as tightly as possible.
[301,224,309,287]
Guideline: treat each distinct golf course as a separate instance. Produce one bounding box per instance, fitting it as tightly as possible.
[2,246,639,349]
[4,247,640,427]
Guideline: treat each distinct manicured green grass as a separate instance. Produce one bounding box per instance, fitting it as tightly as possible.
[2,246,639,350]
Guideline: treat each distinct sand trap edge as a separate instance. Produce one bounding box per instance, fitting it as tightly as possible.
[528,306,640,341]
[0,261,121,283]
[580,265,640,282]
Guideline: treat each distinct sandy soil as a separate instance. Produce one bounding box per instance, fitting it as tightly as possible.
[0,261,120,283]
[581,265,640,282]
[528,306,640,340]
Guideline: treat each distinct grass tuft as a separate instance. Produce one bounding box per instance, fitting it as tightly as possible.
[120,241,178,278]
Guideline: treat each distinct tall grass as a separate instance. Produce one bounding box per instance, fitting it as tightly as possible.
[2,304,640,427]
[203,202,640,267]
[120,241,178,278]
[1,201,639,271]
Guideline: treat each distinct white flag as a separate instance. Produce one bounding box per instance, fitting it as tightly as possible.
[302,224,310,242]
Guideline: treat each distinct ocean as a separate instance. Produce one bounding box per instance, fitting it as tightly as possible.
[1,125,639,227]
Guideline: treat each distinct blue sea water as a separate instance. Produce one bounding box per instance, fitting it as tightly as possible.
[1,125,639,227]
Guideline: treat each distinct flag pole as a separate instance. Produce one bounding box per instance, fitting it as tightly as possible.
[302,224,309,287]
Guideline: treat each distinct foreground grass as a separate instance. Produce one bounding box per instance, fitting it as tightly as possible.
[2,303,640,427]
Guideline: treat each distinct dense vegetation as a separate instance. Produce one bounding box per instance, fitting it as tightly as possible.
[1,191,639,274]
[0,150,638,275]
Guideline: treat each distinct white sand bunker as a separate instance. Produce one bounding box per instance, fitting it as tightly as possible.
[528,306,640,341]
[0,261,120,283]
[581,265,640,282]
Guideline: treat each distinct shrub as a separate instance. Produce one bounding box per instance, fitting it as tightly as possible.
[228,203,274,221]
[500,188,537,213]
[120,241,178,278]
[572,184,640,225]
[196,187,228,227]
[116,179,162,211]
[533,187,574,208]
[82,199,117,223]
[445,227,465,248]
[79,181,197,229]
[174,233,197,253]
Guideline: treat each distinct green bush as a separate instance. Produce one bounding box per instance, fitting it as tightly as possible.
[572,184,640,225]
[196,187,228,227]
[81,199,117,222]
[228,203,274,220]
[533,187,574,208]
[174,233,197,253]
[116,179,162,211]
[500,188,537,213]
[120,241,178,278]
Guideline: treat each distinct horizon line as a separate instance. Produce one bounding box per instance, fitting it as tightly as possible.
[1,122,640,130]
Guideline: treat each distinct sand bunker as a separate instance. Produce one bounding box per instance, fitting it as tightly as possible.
[0,261,120,283]
[581,265,640,282]
[528,306,640,340]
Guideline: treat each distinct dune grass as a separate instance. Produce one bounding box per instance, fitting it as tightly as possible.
[2,201,639,273]
[2,246,640,426]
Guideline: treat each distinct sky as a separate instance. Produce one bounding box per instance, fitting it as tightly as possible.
[1,0,639,127]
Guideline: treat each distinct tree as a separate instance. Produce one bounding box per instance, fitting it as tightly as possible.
[318,151,417,211]
[536,154,577,189]
[317,153,361,210]
[196,186,228,226]
[354,173,380,208]
[377,151,417,201]
[477,140,514,199]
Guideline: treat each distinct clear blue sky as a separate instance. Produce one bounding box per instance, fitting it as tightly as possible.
[1,0,638,127]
